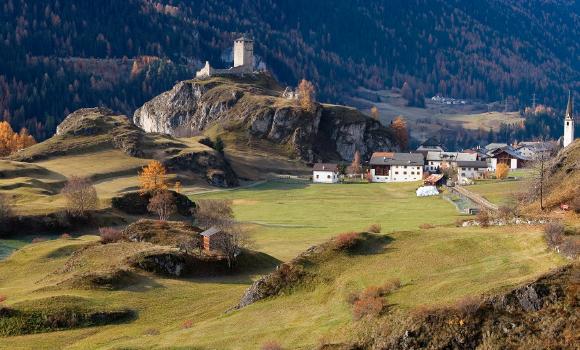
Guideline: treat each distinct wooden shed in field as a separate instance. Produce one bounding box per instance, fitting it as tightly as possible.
[200,227,228,252]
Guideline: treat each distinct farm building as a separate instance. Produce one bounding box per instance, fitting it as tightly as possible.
[312,163,339,183]
[200,227,230,252]
[456,160,488,181]
[369,152,424,182]
[488,147,529,170]
[424,151,477,172]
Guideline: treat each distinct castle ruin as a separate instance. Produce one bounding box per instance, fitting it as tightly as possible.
[196,36,255,78]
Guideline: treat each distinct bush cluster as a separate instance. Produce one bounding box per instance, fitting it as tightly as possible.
[544,222,564,247]
[333,232,361,251]
[347,279,401,320]
[99,227,123,244]
[367,224,382,233]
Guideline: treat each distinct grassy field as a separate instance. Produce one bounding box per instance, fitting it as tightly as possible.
[467,170,532,206]
[0,181,566,349]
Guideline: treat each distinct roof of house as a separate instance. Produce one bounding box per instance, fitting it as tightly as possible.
[456,160,488,168]
[235,35,253,42]
[370,152,424,166]
[313,163,339,172]
[485,143,509,151]
[491,147,530,160]
[425,151,477,162]
[200,227,222,237]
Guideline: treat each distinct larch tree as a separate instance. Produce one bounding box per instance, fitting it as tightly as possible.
[139,160,168,193]
[350,150,362,175]
[297,79,316,112]
[391,116,409,150]
[495,163,510,180]
[0,122,36,156]
[370,106,380,121]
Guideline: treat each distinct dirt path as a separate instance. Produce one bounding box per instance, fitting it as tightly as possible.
[455,185,499,211]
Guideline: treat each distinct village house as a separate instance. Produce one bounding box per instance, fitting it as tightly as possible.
[196,36,255,78]
[456,160,488,182]
[369,152,424,182]
[424,151,477,173]
[312,163,339,183]
[514,141,556,160]
[200,227,230,252]
[487,147,529,170]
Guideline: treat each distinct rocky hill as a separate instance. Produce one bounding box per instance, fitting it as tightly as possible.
[134,74,393,162]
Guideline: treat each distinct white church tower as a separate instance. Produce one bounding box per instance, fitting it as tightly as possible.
[563,91,575,148]
[233,36,254,71]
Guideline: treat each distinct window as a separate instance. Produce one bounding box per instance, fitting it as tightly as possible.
[395,172,399,175]
[461,173,465,177]
[327,175,330,179]
[411,171,414,175]
[316,175,319,179]
[403,171,407,175]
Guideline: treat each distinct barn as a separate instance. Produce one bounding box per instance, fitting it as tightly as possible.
[200,227,229,252]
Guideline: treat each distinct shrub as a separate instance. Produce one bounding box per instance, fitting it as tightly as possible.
[497,205,517,220]
[261,340,283,350]
[544,222,564,247]
[0,295,6,303]
[333,232,360,250]
[367,223,381,233]
[559,238,579,258]
[352,295,385,320]
[99,227,123,244]
[476,209,491,227]
[181,319,193,329]
[61,176,98,218]
[380,278,402,294]
[60,233,72,240]
[455,295,481,315]
[419,223,435,229]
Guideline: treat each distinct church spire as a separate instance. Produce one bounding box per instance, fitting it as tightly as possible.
[565,90,573,119]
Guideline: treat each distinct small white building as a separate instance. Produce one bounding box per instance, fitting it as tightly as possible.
[312,163,339,183]
[456,160,488,181]
[424,151,477,173]
[369,152,424,182]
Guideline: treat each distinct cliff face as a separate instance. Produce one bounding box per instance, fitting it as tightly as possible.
[133,74,393,162]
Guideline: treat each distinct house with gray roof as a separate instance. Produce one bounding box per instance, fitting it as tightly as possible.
[369,152,424,182]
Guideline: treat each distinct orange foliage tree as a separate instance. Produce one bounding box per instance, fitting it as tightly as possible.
[390,116,409,150]
[297,79,316,112]
[0,121,36,156]
[139,160,168,193]
[495,163,510,179]
[370,106,380,121]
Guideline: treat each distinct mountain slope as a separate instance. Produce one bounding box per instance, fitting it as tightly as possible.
[1,0,578,141]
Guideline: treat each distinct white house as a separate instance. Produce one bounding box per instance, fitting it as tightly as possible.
[456,160,488,181]
[369,152,424,182]
[312,163,339,183]
[424,151,477,173]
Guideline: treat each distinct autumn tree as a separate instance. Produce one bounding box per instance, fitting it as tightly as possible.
[297,79,316,112]
[390,116,409,150]
[350,150,362,175]
[0,122,36,156]
[495,163,510,180]
[139,160,168,193]
[370,106,380,121]
[147,190,177,221]
[61,176,99,217]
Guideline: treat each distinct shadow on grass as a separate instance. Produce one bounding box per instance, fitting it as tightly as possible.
[350,232,395,256]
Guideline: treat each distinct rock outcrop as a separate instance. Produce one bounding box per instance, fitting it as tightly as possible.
[134,74,393,162]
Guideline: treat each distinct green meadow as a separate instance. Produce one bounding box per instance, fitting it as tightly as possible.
[0,181,565,349]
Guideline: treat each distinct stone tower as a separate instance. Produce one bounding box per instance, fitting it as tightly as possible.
[563,91,575,148]
[233,36,254,71]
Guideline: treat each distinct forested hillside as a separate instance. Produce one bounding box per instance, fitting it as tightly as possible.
[1,0,578,140]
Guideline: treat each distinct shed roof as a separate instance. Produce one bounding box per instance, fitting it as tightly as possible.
[370,152,424,166]
[200,227,221,237]
[313,163,339,172]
